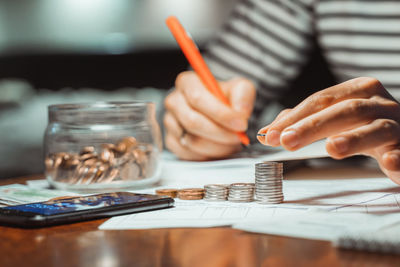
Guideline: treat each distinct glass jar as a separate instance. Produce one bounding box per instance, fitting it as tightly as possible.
[44,102,162,192]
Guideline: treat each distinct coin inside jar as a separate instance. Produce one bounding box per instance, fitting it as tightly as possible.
[45,136,156,185]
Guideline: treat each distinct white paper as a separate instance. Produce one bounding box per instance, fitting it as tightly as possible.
[162,140,328,169]
[99,140,400,232]
[233,212,400,241]
[99,177,400,232]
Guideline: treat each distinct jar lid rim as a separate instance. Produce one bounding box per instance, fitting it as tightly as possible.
[49,101,153,111]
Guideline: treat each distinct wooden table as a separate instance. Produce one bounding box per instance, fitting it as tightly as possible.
[1,167,400,267]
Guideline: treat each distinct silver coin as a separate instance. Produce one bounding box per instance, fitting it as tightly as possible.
[228,199,254,202]
[255,191,283,197]
[256,196,284,200]
[255,181,283,185]
[204,184,229,189]
[255,187,283,190]
[255,184,282,188]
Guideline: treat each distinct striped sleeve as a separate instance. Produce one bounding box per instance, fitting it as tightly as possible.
[203,0,315,134]
[315,0,400,98]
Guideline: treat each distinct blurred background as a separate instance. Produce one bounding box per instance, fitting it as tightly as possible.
[0,0,238,178]
[0,0,336,179]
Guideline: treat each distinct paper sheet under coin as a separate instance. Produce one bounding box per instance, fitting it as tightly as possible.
[99,178,400,231]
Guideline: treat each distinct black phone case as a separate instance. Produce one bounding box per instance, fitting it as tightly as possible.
[0,195,174,228]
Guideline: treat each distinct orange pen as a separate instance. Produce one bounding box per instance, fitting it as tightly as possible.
[166,16,250,146]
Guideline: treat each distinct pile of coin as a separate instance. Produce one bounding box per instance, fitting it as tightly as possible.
[255,162,284,204]
[228,183,255,202]
[204,184,229,201]
[155,188,178,198]
[177,188,205,200]
[45,137,156,185]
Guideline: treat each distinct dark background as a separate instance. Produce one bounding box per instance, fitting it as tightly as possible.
[0,0,335,178]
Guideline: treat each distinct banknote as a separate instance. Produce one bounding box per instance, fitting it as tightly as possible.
[0,184,79,206]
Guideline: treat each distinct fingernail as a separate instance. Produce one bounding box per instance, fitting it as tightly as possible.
[266,130,281,146]
[257,130,267,144]
[331,137,348,154]
[230,119,247,131]
[389,154,400,164]
[281,130,299,149]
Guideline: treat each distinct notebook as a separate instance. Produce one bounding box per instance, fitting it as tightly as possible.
[334,225,400,254]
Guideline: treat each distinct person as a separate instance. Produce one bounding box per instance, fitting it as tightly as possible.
[163,0,400,184]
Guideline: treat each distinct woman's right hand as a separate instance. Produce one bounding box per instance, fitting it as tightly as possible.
[163,71,256,160]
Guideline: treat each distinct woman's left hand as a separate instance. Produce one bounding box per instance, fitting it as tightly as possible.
[257,77,400,184]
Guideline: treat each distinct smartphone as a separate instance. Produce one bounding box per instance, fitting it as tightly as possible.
[0,192,174,228]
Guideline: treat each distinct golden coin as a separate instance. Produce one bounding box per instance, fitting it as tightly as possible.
[156,189,178,198]
[133,149,147,165]
[80,146,95,155]
[179,188,205,193]
[100,147,115,164]
[120,162,140,180]
[178,194,204,200]
[53,154,64,169]
[80,153,97,162]
[82,157,97,165]
[45,157,54,170]
[122,136,137,151]
[100,168,119,183]
[64,155,80,168]
[116,141,127,154]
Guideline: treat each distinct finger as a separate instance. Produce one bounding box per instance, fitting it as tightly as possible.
[326,119,400,159]
[279,97,397,151]
[163,112,184,139]
[166,90,241,145]
[182,133,243,158]
[257,109,292,144]
[221,78,256,118]
[265,77,386,146]
[382,150,400,172]
[175,71,248,132]
[165,134,208,161]
[371,148,400,185]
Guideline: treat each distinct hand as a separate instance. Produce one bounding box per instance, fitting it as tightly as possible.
[257,77,400,184]
[164,71,256,160]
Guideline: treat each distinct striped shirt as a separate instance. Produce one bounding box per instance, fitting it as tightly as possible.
[203,0,400,130]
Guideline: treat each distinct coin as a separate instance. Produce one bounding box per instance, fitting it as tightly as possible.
[204,184,229,201]
[177,188,205,200]
[228,183,254,202]
[80,146,95,155]
[254,161,284,204]
[178,195,204,200]
[100,147,115,164]
[116,141,127,154]
[122,136,138,151]
[120,162,140,180]
[46,137,156,185]
[156,189,178,198]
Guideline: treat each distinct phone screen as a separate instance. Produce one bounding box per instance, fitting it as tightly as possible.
[3,192,167,216]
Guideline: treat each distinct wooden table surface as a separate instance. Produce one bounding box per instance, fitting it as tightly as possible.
[1,167,400,267]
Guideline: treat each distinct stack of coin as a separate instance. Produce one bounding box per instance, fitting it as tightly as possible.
[204,184,229,201]
[255,162,284,204]
[228,183,255,202]
[155,188,178,198]
[177,188,204,200]
[45,136,157,185]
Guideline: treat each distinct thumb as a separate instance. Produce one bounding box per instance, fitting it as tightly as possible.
[221,78,256,118]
